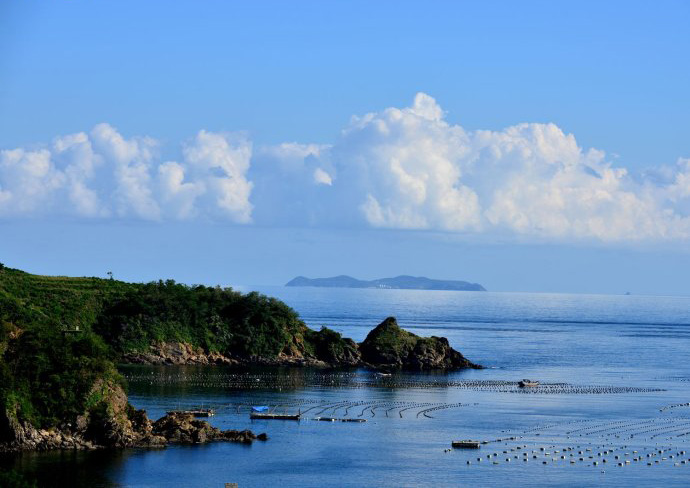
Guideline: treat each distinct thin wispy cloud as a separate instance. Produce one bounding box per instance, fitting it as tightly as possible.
[2,94,689,242]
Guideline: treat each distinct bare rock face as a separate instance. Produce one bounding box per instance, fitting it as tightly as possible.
[359,317,481,370]
[122,342,238,365]
[0,406,97,452]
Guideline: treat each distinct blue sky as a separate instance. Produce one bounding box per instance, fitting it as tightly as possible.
[1,1,689,294]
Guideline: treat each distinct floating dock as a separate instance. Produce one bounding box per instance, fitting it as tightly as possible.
[250,413,301,420]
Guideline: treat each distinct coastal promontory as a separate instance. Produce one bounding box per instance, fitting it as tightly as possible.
[0,264,480,453]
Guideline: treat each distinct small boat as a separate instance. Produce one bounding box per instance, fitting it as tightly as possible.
[452,440,481,449]
[374,372,392,377]
[518,379,539,387]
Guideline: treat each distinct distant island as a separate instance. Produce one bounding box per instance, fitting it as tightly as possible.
[286,275,486,291]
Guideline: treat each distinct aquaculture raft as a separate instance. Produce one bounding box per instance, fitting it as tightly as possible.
[314,417,367,423]
[166,409,215,417]
[250,413,301,420]
[452,440,481,449]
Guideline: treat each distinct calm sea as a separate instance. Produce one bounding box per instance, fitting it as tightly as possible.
[4,288,690,487]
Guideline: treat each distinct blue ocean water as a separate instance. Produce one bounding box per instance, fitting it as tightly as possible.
[5,289,690,487]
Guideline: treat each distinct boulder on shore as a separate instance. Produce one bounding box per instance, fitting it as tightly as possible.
[152,412,265,444]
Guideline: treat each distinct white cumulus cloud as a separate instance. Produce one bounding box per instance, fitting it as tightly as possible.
[181,130,254,223]
[1,94,690,243]
[0,148,64,216]
[0,124,254,223]
[304,93,690,241]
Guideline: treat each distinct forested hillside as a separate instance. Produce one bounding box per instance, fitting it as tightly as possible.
[0,265,321,430]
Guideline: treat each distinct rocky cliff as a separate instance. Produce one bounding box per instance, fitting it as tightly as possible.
[122,342,239,365]
[358,317,481,370]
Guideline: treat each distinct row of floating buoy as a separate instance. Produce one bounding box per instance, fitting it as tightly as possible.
[523,416,690,443]
[455,439,690,469]
[233,400,469,419]
[416,403,471,418]
[125,372,664,395]
[451,415,690,470]
[660,402,690,412]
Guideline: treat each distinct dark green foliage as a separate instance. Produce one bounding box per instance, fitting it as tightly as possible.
[0,268,125,429]
[304,326,360,364]
[95,282,306,358]
[6,330,114,427]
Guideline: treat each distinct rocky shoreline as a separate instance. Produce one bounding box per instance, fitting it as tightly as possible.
[0,410,266,454]
[121,341,331,368]
[122,317,482,371]
[0,379,266,454]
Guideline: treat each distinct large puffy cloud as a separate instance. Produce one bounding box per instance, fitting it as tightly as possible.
[331,93,481,230]
[181,130,253,223]
[52,132,106,217]
[90,123,161,220]
[309,93,690,241]
[0,148,64,216]
[1,94,690,242]
[0,124,253,223]
[473,123,681,241]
